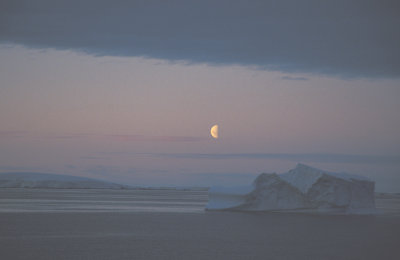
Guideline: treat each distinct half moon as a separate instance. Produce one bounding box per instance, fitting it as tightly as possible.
[210,124,218,139]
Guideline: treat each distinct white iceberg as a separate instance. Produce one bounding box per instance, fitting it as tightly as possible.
[206,164,376,214]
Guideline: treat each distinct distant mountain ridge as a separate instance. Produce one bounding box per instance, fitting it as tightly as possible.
[0,172,129,189]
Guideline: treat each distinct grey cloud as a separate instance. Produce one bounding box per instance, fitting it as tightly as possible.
[1,0,399,78]
[80,156,111,160]
[1,131,206,142]
[104,134,207,142]
[64,164,77,169]
[0,165,34,172]
[281,76,309,81]
[0,131,28,138]
[150,153,400,164]
[84,165,121,177]
[43,135,85,139]
[0,165,49,172]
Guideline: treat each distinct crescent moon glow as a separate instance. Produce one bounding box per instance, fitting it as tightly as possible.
[210,124,218,139]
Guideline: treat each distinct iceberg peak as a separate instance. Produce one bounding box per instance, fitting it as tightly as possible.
[281,163,371,193]
[280,164,324,193]
[295,163,313,170]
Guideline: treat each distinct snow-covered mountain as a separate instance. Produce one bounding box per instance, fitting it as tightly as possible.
[0,172,128,189]
[206,164,376,214]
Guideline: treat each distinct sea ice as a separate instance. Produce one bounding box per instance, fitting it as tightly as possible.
[0,172,126,189]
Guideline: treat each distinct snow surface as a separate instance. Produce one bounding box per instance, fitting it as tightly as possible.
[280,163,370,194]
[206,164,377,214]
[0,172,127,189]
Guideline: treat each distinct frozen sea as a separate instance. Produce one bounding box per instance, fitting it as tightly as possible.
[0,188,399,259]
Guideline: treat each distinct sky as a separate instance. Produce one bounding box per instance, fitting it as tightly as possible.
[0,1,400,191]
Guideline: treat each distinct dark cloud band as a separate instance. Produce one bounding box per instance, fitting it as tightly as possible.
[1,0,399,77]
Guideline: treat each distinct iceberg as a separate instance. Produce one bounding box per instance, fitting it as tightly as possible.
[206,164,376,214]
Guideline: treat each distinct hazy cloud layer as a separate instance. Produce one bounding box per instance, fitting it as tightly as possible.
[105,134,207,142]
[1,0,399,77]
[51,133,206,142]
[0,131,206,142]
[281,76,309,81]
[0,131,28,138]
[150,153,400,165]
